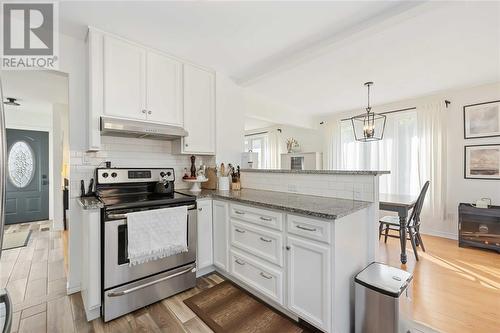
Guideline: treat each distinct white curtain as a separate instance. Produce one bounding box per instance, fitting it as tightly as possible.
[267,129,281,169]
[337,102,447,223]
[417,101,447,222]
[340,110,420,196]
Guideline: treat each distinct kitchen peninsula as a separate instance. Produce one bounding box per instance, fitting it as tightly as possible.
[180,168,389,333]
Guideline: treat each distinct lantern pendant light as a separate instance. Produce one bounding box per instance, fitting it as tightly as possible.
[350,82,386,142]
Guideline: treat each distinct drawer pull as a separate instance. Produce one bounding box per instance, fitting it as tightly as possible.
[235,210,245,215]
[235,259,245,265]
[259,237,272,243]
[260,272,272,279]
[235,228,246,234]
[296,225,317,232]
[260,216,272,221]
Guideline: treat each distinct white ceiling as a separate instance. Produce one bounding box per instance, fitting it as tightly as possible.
[59,1,500,119]
[244,117,277,132]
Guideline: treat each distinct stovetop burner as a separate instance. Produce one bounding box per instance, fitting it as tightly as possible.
[100,192,195,210]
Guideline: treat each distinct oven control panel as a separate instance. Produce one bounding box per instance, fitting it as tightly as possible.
[97,168,175,184]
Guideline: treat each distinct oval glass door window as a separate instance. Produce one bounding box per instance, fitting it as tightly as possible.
[8,141,35,188]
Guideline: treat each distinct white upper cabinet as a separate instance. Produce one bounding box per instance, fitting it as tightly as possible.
[146,51,183,126]
[88,28,216,152]
[181,64,216,154]
[103,35,146,119]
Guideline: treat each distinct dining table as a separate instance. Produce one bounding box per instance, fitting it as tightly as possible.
[379,193,418,264]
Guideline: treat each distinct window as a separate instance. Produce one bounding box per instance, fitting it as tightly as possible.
[8,141,35,188]
[340,110,420,195]
[244,133,268,169]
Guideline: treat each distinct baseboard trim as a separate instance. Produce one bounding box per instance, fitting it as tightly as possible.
[66,283,81,295]
[421,229,458,240]
[196,265,215,278]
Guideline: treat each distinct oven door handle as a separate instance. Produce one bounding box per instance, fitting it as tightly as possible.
[107,264,196,297]
[107,204,196,219]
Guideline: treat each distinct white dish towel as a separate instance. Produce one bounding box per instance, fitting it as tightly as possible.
[127,206,188,266]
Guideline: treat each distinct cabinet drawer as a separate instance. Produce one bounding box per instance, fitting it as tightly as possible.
[229,250,283,305]
[230,203,283,231]
[230,220,283,266]
[287,214,331,244]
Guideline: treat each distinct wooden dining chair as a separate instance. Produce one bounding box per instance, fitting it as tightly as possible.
[378,181,430,261]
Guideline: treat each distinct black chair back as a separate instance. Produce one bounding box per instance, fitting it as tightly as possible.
[409,181,430,227]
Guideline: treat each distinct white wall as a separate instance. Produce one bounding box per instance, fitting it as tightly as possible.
[244,90,316,129]
[216,74,245,166]
[318,82,500,238]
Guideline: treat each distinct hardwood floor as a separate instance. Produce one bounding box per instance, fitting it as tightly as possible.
[1,223,498,333]
[379,234,500,333]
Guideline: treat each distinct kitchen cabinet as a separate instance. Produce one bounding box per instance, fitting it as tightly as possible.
[103,35,146,120]
[196,199,213,273]
[88,28,199,150]
[180,64,216,154]
[146,51,183,126]
[212,200,229,271]
[286,235,331,331]
[79,204,101,321]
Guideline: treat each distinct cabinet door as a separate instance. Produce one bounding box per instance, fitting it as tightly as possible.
[146,51,183,126]
[212,200,229,271]
[196,200,213,271]
[103,35,146,119]
[182,64,215,154]
[287,235,331,331]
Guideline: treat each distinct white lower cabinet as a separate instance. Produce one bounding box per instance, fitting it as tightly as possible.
[79,204,101,321]
[286,235,331,331]
[196,200,213,272]
[212,200,229,271]
[229,249,283,305]
[214,201,336,332]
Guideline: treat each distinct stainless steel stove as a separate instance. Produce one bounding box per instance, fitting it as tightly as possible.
[96,168,197,322]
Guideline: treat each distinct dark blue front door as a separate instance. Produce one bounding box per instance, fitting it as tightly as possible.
[5,129,49,224]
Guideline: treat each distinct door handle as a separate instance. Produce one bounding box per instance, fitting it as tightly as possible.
[235,259,245,265]
[259,237,272,243]
[107,264,196,297]
[296,225,317,232]
[235,228,246,234]
[260,216,272,221]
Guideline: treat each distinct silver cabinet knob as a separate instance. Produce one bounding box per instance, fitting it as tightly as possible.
[148,110,152,115]
[141,109,147,114]
[185,143,189,147]
[198,208,202,211]
[286,246,291,250]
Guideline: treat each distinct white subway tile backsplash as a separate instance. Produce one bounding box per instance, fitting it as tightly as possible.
[69,136,215,198]
[240,171,378,202]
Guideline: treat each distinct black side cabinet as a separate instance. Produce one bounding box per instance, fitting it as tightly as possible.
[458,203,500,253]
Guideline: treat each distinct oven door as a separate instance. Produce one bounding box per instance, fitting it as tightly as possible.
[103,204,197,289]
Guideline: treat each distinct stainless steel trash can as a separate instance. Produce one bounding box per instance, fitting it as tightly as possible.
[355,262,413,333]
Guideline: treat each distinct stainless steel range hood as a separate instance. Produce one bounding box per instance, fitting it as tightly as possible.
[100,116,188,139]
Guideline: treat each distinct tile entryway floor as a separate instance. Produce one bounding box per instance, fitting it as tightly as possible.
[0,222,220,333]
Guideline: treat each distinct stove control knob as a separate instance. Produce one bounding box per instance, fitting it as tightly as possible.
[160,172,166,177]
[111,172,117,178]
[166,171,172,177]
[102,172,109,178]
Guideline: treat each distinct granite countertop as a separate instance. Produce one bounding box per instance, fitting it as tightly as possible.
[240,169,390,175]
[176,188,371,220]
[77,196,104,210]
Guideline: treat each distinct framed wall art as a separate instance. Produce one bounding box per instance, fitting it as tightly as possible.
[463,100,500,139]
[464,144,500,180]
